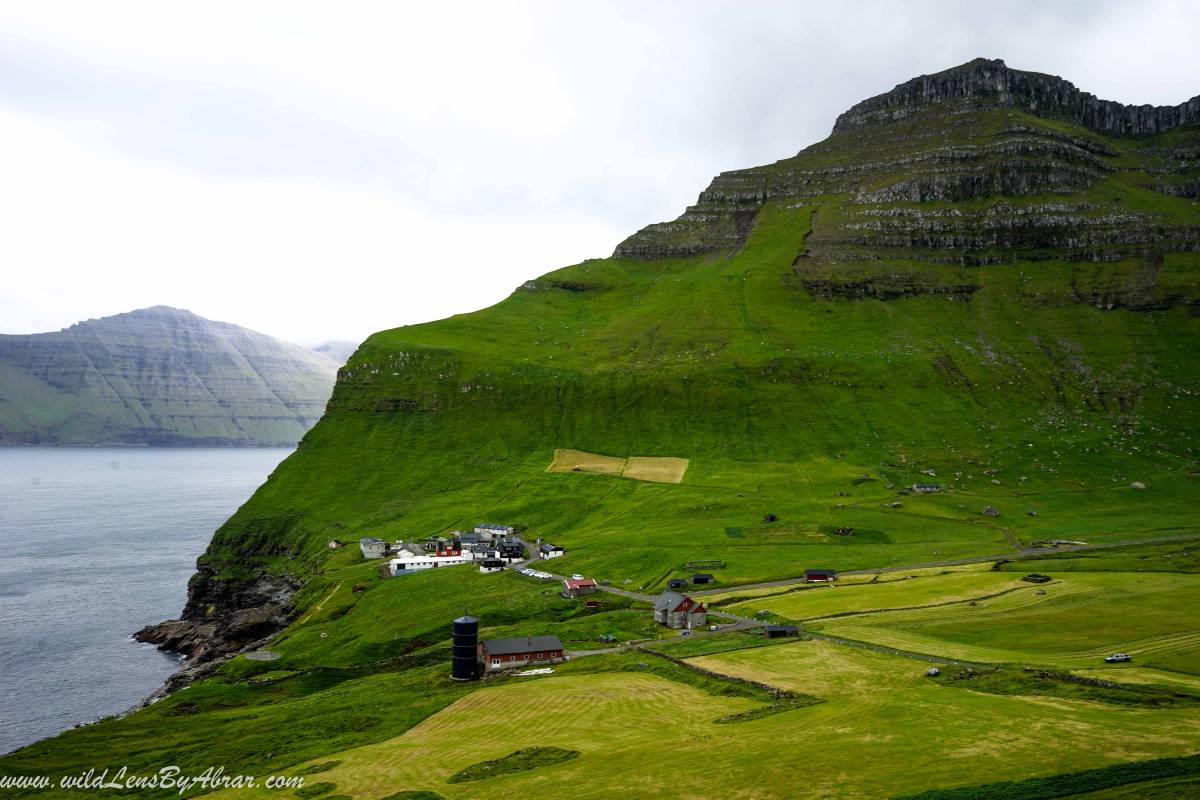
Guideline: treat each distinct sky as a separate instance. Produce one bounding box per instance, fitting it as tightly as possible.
[1,1,1198,346]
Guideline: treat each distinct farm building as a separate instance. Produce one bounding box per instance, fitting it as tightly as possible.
[478,558,505,574]
[804,569,837,583]
[475,523,515,540]
[479,635,565,672]
[653,591,708,630]
[388,553,472,575]
[359,537,388,559]
[912,484,942,493]
[691,573,715,585]
[562,578,598,598]
[764,625,799,638]
[667,578,688,590]
[539,543,565,559]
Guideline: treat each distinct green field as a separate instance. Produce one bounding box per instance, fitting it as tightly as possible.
[810,572,1200,673]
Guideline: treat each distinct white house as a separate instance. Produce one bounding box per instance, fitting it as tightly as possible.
[360,537,388,559]
[539,542,565,559]
[478,558,505,573]
[388,554,472,576]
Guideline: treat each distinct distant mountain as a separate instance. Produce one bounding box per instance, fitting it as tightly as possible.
[311,340,360,365]
[0,306,339,446]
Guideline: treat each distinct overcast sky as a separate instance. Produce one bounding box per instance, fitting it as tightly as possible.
[1,1,1197,346]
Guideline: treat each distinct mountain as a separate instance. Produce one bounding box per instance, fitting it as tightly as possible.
[311,339,360,365]
[0,306,339,446]
[5,60,1200,798]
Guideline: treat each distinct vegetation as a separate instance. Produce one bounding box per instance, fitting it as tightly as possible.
[894,754,1200,800]
[4,63,1200,798]
[447,747,580,784]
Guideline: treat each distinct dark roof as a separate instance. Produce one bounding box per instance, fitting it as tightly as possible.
[539,542,563,552]
[360,537,384,544]
[691,573,714,580]
[479,558,504,567]
[765,625,799,633]
[805,568,837,576]
[482,635,563,655]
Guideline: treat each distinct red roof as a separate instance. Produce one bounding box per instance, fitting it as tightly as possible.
[564,578,597,590]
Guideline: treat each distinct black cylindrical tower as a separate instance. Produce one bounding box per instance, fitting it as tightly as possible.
[451,615,479,681]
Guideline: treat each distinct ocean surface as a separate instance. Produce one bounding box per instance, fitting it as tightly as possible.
[0,447,292,754]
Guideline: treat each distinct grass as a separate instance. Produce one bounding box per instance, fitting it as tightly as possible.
[447,747,580,784]
[187,640,1200,800]
[809,572,1200,673]
[726,568,1028,621]
[933,666,1200,708]
[893,754,1200,800]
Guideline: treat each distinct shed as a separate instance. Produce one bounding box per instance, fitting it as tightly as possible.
[539,542,565,559]
[764,625,799,638]
[667,578,687,590]
[562,577,598,598]
[804,569,837,583]
[691,573,715,585]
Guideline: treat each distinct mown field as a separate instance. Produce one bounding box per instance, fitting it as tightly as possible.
[195,635,1200,800]
[809,571,1200,674]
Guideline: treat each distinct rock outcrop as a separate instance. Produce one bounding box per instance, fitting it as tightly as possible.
[614,58,1200,269]
[134,572,300,665]
[833,58,1200,137]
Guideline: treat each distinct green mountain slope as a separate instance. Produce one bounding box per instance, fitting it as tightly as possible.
[194,59,1199,595]
[0,306,339,446]
[3,58,1200,799]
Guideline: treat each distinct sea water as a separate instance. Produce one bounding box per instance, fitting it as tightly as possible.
[0,447,291,754]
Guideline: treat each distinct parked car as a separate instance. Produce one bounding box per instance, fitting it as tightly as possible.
[1105,653,1133,663]
[571,573,585,580]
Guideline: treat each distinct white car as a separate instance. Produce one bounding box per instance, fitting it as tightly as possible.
[571,573,585,580]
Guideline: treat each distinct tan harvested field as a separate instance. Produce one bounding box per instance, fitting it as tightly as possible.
[622,456,689,483]
[546,449,626,476]
[546,449,689,483]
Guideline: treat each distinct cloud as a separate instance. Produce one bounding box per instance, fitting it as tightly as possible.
[0,1,1196,343]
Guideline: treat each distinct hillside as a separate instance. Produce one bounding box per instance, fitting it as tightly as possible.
[3,59,1199,799]
[0,306,339,446]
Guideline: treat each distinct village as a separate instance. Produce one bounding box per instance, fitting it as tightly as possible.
[356,524,842,679]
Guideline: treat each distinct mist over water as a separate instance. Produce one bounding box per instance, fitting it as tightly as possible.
[0,447,290,754]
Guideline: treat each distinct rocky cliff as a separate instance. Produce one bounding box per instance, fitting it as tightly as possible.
[615,58,1200,265]
[0,306,339,446]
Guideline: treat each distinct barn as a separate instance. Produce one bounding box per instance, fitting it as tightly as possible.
[478,635,565,672]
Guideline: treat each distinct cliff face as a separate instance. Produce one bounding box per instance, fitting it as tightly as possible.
[0,306,339,446]
[615,58,1200,263]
